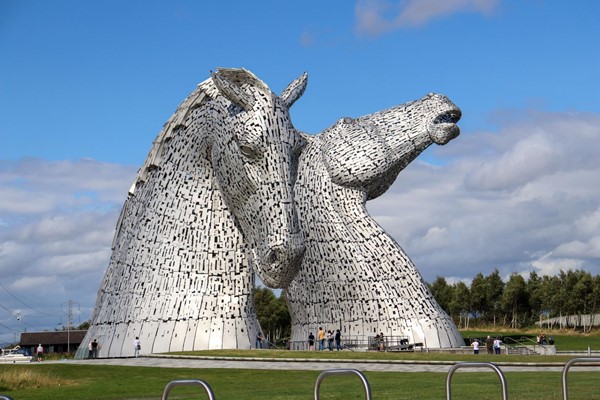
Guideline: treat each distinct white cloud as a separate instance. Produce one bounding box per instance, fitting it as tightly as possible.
[355,0,500,36]
[0,158,136,345]
[368,110,600,282]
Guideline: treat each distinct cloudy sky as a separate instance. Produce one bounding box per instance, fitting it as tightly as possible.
[1,0,599,345]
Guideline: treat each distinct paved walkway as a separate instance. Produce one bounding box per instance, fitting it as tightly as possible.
[54,355,600,373]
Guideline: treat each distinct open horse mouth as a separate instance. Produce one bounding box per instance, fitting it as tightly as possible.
[429,106,461,145]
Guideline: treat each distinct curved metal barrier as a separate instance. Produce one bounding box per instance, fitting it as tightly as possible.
[446,362,508,400]
[161,379,216,400]
[314,368,372,400]
[562,357,600,400]
[0,395,14,400]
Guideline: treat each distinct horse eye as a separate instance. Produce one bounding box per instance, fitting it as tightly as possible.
[239,144,259,159]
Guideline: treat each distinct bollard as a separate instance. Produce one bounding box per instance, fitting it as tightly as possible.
[446,362,508,400]
[314,369,371,400]
[161,379,216,400]
[562,357,600,400]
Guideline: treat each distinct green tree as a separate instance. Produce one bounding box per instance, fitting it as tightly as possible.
[485,269,505,326]
[557,269,590,328]
[590,275,600,329]
[254,287,291,343]
[77,321,90,330]
[448,281,470,328]
[428,276,453,314]
[543,274,566,328]
[469,273,487,321]
[571,270,593,331]
[526,271,544,326]
[501,273,528,328]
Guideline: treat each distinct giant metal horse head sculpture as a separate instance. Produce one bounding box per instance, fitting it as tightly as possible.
[286,92,465,348]
[76,68,308,358]
[205,68,307,287]
[320,93,460,198]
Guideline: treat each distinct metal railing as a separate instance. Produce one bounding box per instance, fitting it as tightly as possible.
[446,362,508,400]
[561,357,600,400]
[314,369,372,400]
[288,335,415,352]
[501,336,550,355]
[161,379,216,400]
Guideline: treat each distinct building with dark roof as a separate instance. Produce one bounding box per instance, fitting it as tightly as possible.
[20,330,87,354]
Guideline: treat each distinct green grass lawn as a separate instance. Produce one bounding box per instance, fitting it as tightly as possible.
[3,329,600,399]
[2,364,600,400]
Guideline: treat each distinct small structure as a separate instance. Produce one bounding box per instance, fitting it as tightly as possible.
[20,330,87,354]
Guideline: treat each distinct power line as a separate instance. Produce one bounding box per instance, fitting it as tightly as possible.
[0,303,35,329]
[0,320,18,334]
[0,281,60,317]
[0,302,19,318]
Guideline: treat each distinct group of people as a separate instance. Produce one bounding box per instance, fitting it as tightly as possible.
[87,339,99,358]
[472,336,502,354]
[374,332,385,351]
[537,333,554,345]
[309,327,342,351]
[86,337,141,358]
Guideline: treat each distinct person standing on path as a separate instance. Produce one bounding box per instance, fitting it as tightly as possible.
[91,339,99,358]
[133,337,141,357]
[486,335,493,354]
[327,330,334,351]
[317,327,326,351]
[308,332,315,350]
[256,332,264,349]
[36,344,43,362]
[493,337,502,354]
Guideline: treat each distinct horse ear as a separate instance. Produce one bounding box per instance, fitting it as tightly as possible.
[211,70,255,111]
[280,72,308,109]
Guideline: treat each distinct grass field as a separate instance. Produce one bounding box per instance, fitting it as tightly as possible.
[2,328,600,399]
[2,363,600,400]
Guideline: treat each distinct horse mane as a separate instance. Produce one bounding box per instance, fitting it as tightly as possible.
[130,68,269,192]
[111,69,269,251]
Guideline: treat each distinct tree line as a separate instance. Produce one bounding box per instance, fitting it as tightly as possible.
[428,269,600,331]
[254,268,600,343]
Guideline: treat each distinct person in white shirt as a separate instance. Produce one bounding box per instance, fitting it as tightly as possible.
[133,337,141,357]
[36,344,44,361]
[493,337,502,354]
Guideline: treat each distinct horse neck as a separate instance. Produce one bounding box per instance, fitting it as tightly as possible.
[296,141,386,251]
[113,97,248,268]
[296,138,424,276]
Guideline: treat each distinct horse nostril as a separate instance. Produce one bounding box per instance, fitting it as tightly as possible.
[268,250,279,264]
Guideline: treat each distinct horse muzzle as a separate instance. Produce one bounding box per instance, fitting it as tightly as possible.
[254,234,306,288]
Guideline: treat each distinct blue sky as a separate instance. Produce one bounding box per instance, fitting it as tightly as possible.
[1,0,599,344]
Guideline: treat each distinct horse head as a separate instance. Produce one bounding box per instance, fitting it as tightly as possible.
[320,93,461,199]
[207,68,307,288]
